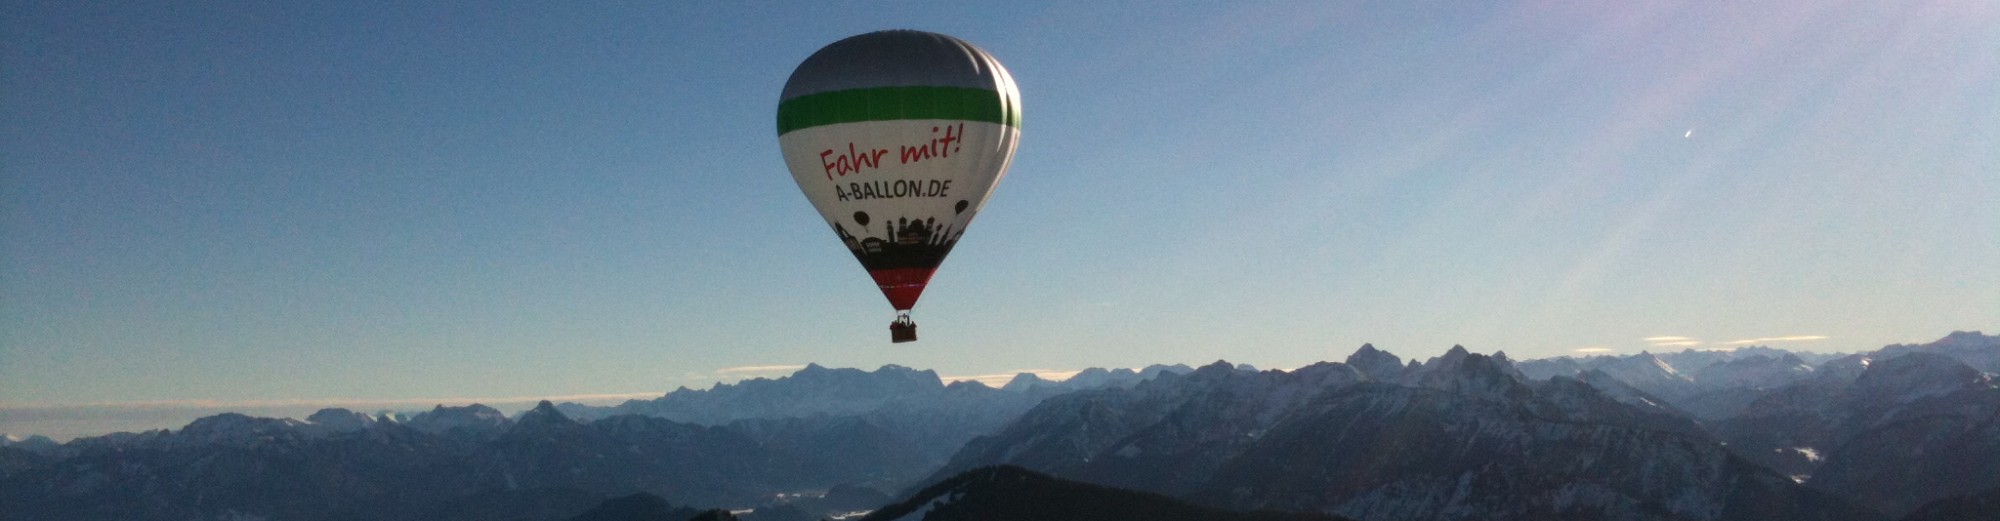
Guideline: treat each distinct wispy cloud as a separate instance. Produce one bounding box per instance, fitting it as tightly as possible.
[1722,335,1829,346]
[1642,336,1704,348]
[1573,347,1616,354]
[715,364,807,375]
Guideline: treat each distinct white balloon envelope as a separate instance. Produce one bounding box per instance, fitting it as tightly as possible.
[776,30,1022,343]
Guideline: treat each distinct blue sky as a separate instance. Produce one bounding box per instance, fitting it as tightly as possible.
[3,1,1995,439]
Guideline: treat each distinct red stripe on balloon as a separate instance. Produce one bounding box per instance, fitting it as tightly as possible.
[868,267,937,310]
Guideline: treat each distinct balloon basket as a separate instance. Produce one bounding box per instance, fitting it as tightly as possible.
[890,314,918,343]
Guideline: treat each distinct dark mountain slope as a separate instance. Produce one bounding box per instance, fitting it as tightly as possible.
[1802,354,2000,517]
[1202,382,1869,521]
[1898,486,2000,521]
[928,359,1364,492]
[564,492,704,521]
[860,465,1352,521]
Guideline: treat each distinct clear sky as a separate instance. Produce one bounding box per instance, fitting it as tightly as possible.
[4,1,1995,439]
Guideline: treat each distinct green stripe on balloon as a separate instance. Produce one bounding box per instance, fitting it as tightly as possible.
[776,86,1020,135]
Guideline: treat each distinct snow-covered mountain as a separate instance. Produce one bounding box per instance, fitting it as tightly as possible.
[1751,352,2000,517]
[928,346,1874,521]
[562,362,1196,427]
[1518,345,1852,411]
[6,330,1994,521]
[1690,353,1815,390]
[0,434,61,456]
[552,362,1195,492]
[0,364,1198,521]
[564,364,965,424]
[1589,352,1702,401]
[1511,332,2000,511]
[406,403,513,437]
[306,407,378,432]
[1669,332,2000,517]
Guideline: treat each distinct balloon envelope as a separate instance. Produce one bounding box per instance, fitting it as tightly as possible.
[777,31,1021,314]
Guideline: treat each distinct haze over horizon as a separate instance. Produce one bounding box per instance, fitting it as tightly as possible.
[3,332,1982,443]
[4,3,1994,440]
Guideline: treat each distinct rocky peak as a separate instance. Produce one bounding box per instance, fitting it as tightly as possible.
[1406,345,1467,376]
[307,408,376,432]
[1191,360,1239,379]
[504,400,582,442]
[1066,367,1114,386]
[1691,353,1814,389]
[943,379,991,391]
[1934,330,1997,349]
[516,400,573,426]
[0,434,62,455]
[778,363,946,394]
[1404,346,1530,399]
[1137,363,1194,380]
[1631,350,1669,367]
[1814,353,1874,384]
[878,363,947,386]
[1600,351,1687,380]
[577,362,984,425]
[1064,367,1148,389]
[1290,361,1366,389]
[406,403,511,436]
[1658,348,1734,374]
[1344,343,1404,382]
[1002,372,1052,392]
[176,413,314,447]
[1586,351,1700,401]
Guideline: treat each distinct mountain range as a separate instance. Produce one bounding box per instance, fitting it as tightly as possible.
[3,331,1995,521]
[927,347,1872,521]
[555,362,1194,491]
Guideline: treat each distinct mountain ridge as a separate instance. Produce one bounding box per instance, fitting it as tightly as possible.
[6,331,1995,521]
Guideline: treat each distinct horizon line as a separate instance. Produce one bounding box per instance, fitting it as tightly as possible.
[0,391,669,412]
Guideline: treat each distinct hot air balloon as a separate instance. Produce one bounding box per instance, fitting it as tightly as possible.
[776,30,1021,343]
